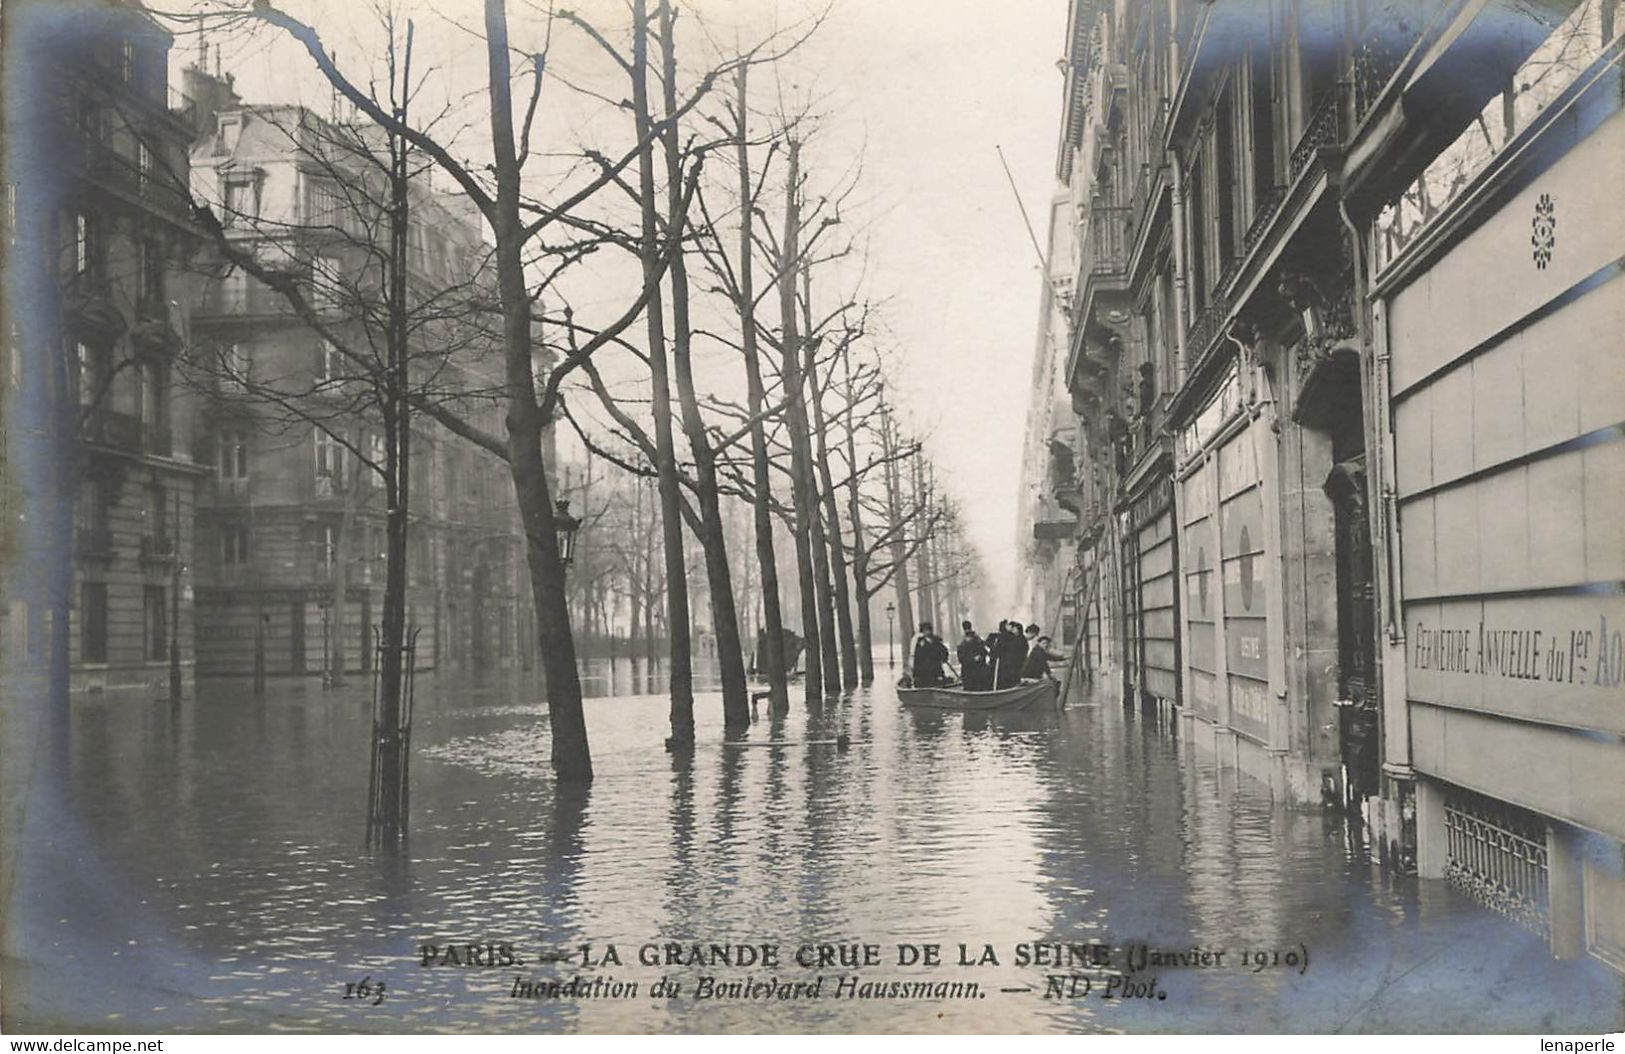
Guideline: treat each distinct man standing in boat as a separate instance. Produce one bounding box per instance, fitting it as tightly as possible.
[995,620,1029,689]
[957,622,992,691]
[911,622,951,688]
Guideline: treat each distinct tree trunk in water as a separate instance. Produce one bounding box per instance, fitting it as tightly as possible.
[777,141,822,703]
[485,0,591,782]
[658,2,748,732]
[798,269,841,694]
[881,406,916,640]
[912,456,937,631]
[731,63,789,714]
[842,354,874,685]
[630,0,695,747]
[369,26,414,851]
[329,468,364,685]
[806,335,859,689]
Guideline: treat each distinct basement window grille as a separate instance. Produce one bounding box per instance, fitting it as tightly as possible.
[1443,786,1551,940]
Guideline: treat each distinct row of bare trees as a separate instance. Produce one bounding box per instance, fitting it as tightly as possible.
[122,0,984,789]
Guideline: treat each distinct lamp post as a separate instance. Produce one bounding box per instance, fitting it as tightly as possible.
[319,597,332,688]
[554,498,581,570]
[549,497,583,764]
[886,601,896,669]
[169,490,182,702]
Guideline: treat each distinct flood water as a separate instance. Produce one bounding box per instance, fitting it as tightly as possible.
[3,657,1621,1033]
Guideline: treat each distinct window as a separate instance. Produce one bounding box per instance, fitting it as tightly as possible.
[314,428,344,485]
[1186,155,1206,311]
[220,341,251,384]
[217,427,249,480]
[146,481,170,551]
[4,183,15,246]
[138,143,153,193]
[144,585,167,660]
[305,177,343,230]
[75,213,93,276]
[121,40,136,84]
[222,179,255,227]
[310,254,343,312]
[76,342,96,406]
[1214,88,1238,264]
[79,478,109,544]
[136,362,154,422]
[74,93,101,138]
[221,524,250,565]
[138,238,165,313]
[314,338,337,383]
[316,524,338,571]
[5,329,20,391]
[80,582,108,663]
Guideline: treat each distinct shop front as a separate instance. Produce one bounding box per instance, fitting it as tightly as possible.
[1378,91,1625,970]
[1174,361,1287,785]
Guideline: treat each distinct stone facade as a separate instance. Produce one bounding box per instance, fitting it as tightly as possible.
[1028,0,1625,970]
[2,0,204,695]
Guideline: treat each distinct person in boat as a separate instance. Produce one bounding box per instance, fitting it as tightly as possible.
[910,621,951,688]
[985,621,1007,684]
[1021,631,1067,681]
[995,619,1029,689]
[957,622,992,691]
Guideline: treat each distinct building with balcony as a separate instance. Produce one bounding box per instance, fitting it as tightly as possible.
[1029,0,1624,969]
[184,75,544,679]
[2,0,205,694]
[1015,193,1081,645]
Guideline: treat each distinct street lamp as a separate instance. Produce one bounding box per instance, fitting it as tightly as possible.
[554,498,581,569]
[886,601,896,669]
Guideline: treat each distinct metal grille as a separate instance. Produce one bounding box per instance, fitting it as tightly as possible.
[1443,787,1550,939]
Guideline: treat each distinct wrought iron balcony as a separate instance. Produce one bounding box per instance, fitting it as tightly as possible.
[1290,88,1345,180]
[83,408,144,451]
[1078,204,1133,283]
[1351,14,1418,123]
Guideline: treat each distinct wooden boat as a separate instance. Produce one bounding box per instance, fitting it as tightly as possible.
[897,679,1061,712]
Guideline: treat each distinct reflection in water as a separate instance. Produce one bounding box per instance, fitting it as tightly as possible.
[2,659,1620,1033]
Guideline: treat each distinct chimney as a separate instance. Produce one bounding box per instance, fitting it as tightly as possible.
[182,64,242,143]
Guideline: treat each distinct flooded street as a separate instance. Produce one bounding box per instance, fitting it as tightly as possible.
[4,662,1620,1034]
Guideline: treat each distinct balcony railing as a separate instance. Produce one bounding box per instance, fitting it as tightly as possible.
[200,282,296,317]
[1290,88,1345,180]
[1186,267,1236,365]
[1351,11,1421,123]
[83,408,144,450]
[1075,205,1134,313]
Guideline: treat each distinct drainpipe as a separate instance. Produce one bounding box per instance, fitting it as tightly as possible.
[1340,197,1415,806]
[1339,201,1401,643]
[1170,152,1191,387]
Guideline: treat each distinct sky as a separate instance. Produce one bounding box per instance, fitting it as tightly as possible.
[180,0,1069,618]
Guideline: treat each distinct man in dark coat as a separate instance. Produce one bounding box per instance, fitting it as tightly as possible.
[985,621,1006,683]
[1021,633,1066,681]
[957,622,991,691]
[996,620,1029,689]
[910,621,950,688]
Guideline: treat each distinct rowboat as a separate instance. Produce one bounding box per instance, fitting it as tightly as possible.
[897,679,1061,712]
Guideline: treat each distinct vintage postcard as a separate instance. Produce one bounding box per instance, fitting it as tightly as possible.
[2,0,1623,1037]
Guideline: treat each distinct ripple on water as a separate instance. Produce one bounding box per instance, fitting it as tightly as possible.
[15,666,1619,1034]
